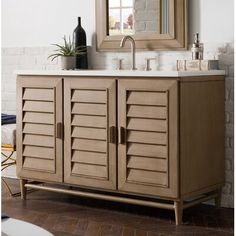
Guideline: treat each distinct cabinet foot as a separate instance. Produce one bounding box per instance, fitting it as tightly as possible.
[20,179,27,200]
[174,201,183,225]
[215,189,222,208]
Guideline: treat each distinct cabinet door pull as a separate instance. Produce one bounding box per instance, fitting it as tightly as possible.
[109,126,116,144]
[56,122,63,139]
[118,127,126,144]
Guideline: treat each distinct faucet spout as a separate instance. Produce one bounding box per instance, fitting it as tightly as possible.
[120,36,136,70]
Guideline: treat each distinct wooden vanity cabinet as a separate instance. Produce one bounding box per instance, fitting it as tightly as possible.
[118,79,178,198]
[16,76,63,182]
[63,79,117,190]
[17,75,225,225]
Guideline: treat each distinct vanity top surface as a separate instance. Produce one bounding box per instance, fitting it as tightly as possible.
[15,70,225,77]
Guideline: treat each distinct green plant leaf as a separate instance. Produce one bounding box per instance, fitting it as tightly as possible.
[47,53,62,61]
[52,44,67,52]
[48,35,85,59]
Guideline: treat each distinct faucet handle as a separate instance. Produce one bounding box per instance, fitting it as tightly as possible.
[113,58,124,70]
[145,58,156,71]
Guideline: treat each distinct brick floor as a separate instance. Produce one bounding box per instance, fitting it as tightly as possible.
[2,178,234,236]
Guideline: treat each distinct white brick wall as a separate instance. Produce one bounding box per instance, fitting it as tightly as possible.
[134,0,159,33]
[1,42,234,208]
[1,47,60,114]
[221,44,234,208]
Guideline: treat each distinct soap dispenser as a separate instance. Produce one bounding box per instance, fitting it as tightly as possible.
[191,33,204,60]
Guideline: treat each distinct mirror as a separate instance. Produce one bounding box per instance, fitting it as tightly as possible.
[96,0,187,51]
[108,0,169,36]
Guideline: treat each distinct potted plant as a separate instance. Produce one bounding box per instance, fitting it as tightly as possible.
[48,35,86,70]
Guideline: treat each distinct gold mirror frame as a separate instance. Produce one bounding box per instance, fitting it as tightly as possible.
[96,0,188,51]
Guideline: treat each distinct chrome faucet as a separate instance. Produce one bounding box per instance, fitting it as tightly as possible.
[120,36,136,70]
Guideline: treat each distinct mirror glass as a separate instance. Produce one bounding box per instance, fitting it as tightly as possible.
[108,0,169,36]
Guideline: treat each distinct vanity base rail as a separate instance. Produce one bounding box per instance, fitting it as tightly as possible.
[22,181,220,226]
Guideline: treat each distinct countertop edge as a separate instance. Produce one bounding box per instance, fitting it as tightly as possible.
[14,70,226,77]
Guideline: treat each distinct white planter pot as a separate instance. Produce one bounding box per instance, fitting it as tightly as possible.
[61,56,76,70]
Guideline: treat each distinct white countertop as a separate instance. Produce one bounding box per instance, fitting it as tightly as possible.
[15,69,225,77]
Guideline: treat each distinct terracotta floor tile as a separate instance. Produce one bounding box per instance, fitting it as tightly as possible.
[84,221,102,236]
[52,216,78,233]
[73,219,89,235]
[135,229,147,236]
[122,226,135,236]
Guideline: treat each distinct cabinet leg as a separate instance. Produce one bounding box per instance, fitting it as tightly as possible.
[215,189,222,208]
[174,201,183,225]
[20,179,27,200]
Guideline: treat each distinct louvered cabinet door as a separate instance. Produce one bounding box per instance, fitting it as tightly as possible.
[118,79,178,198]
[64,78,116,190]
[16,76,63,182]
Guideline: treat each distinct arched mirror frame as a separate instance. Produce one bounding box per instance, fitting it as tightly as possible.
[96,0,187,51]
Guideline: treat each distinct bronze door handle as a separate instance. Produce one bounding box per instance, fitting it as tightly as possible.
[109,126,117,144]
[118,127,126,144]
[56,122,63,139]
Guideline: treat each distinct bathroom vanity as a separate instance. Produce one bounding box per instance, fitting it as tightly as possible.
[16,70,225,225]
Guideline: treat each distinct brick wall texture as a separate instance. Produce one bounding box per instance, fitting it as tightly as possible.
[1,42,234,208]
[134,0,159,33]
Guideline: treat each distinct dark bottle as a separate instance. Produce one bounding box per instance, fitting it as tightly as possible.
[74,17,88,69]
